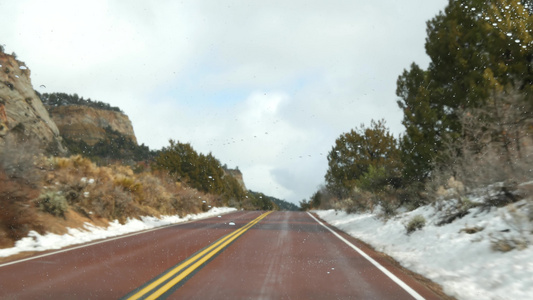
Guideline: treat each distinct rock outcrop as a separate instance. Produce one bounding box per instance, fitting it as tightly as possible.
[47,105,137,145]
[0,52,66,154]
[224,168,247,191]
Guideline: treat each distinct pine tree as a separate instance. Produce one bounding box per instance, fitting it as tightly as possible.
[397,0,533,181]
[325,120,401,197]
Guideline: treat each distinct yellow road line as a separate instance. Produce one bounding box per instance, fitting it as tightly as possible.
[127,211,272,300]
[145,211,272,300]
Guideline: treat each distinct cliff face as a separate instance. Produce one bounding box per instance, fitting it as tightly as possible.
[225,168,247,191]
[47,105,137,146]
[0,53,66,154]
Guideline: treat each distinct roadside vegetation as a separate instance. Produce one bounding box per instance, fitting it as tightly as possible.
[0,130,290,248]
[302,0,533,250]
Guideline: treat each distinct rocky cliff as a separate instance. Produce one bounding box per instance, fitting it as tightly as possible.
[47,105,137,146]
[224,168,247,191]
[0,52,66,154]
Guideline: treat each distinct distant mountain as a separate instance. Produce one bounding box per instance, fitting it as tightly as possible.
[270,197,299,211]
[248,190,299,211]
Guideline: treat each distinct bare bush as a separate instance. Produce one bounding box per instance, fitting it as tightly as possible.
[405,215,426,234]
[428,87,533,207]
[0,135,42,183]
[35,191,68,218]
[0,137,45,243]
[490,202,532,252]
[0,170,43,242]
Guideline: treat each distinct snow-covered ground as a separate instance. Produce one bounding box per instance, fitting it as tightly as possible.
[316,191,533,300]
[0,207,236,258]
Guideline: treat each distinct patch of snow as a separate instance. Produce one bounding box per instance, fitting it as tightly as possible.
[315,199,533,300]
[0,207,236,258]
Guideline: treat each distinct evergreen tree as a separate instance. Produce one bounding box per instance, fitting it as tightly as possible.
[325,120,401,197]
[154,140,199,183]
[397,0,533,181]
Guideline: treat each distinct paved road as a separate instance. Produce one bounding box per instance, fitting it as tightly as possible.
[0,211,443,299]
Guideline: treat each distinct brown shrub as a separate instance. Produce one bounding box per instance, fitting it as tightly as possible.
[0,171,44,243]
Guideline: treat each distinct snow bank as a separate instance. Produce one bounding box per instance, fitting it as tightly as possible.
[0,207,236,258]
[316,199,533,300]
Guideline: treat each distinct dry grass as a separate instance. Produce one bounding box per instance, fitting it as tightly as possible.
[1,153,221,246]
[0,139,46,246]
[405,215,426,234]
[0,172,43,244]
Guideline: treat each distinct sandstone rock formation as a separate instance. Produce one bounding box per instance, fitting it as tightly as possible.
[47,105,137,146]
[224,168,247,191]
[0,52,66,154]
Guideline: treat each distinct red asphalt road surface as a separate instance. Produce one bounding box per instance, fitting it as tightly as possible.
[0,211,442,299]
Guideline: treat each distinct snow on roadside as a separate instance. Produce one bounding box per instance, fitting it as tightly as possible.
[316,199,533,300]
[0,207,237,258]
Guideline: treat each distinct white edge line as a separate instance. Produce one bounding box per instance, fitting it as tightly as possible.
[307,212,425,300]
[0,210,237,268]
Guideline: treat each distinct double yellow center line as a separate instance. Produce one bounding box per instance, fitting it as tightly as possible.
[124,211,272,300]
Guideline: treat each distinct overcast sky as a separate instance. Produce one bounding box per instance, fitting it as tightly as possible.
[2,0,448,204]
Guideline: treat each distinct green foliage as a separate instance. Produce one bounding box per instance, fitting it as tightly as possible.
[397,0,533,184]
[63,127,156,163]
[36,191,68,217]
[270,197,298,211]
[299,199,311,211]
[246,192,275,210]
[154,140,199,183]
[325,119,402,197]
[310,190,322,209]
[405,215,426,234]
[247,190,297,210]
[153,140,257,208]
[356,165,388,193]
[39,92,123,113]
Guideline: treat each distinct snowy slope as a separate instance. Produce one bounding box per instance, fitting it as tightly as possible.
[0,207,236,258]
[316,195,533,300]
